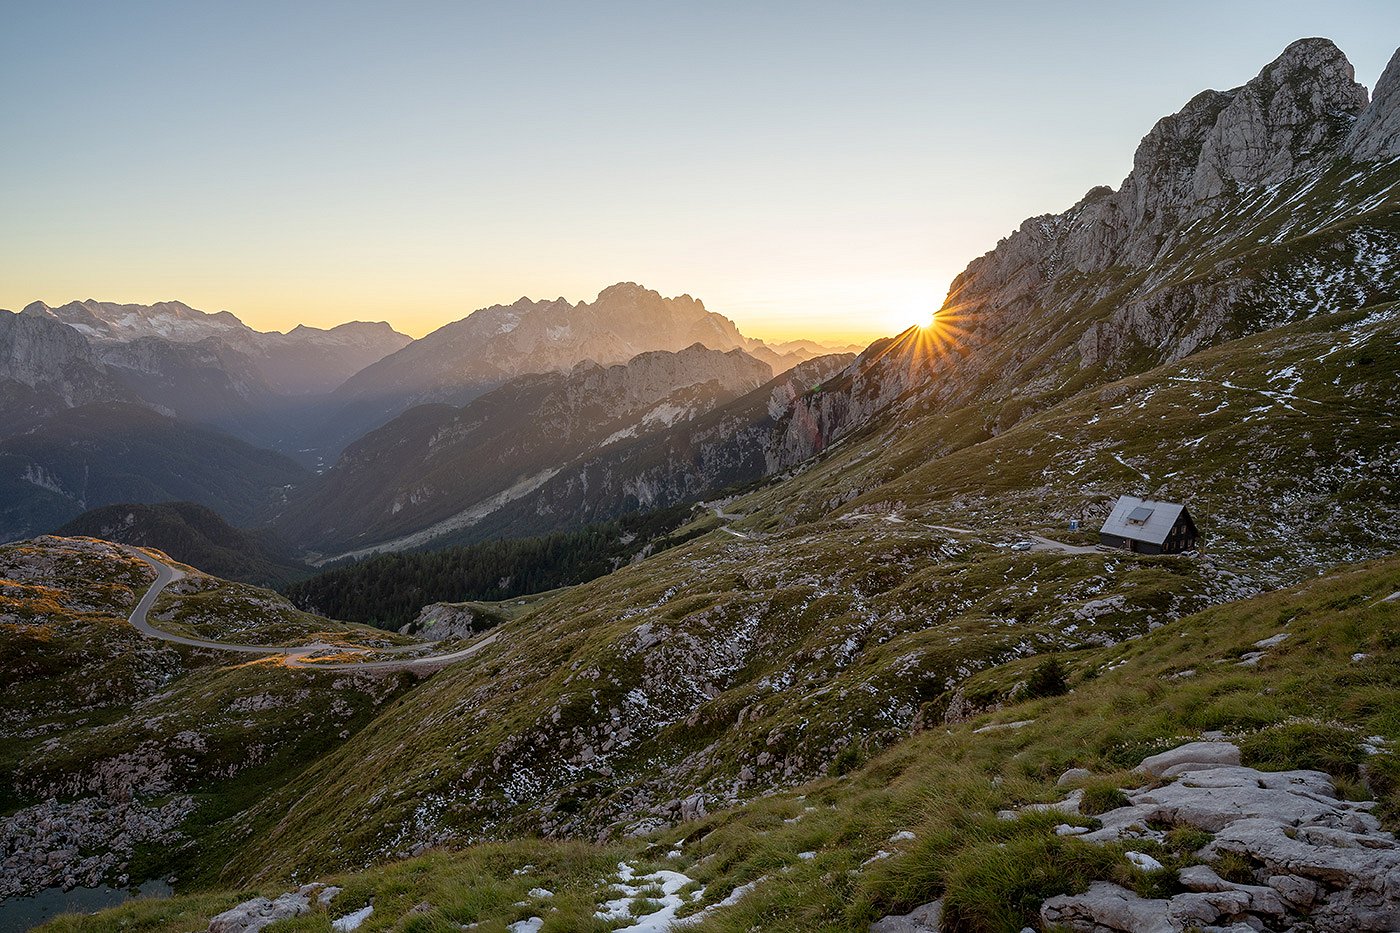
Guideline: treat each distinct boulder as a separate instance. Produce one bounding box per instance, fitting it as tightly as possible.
[1135,741,1240,776]
[208,891,312,933]
[870,898,942,932]
[1037,741,1400,931]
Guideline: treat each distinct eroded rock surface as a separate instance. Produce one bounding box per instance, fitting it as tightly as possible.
[1041,741,1400,932]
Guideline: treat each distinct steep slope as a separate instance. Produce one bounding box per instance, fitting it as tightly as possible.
[214,292,1398,880]
[456,352,856,544]
[54,502,311,587]
[0,536,422,906]
[771,38,1400,467]
[0,309,135,434]
[0,404,308,542]
[11,37,1400,933]
[92,335,286,443]
[318,282,816,447]
[277,344,774,555]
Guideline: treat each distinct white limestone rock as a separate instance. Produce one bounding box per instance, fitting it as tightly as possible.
[1135,741,1241,777]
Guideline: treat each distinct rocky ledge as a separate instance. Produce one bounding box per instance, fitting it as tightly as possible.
[870,740,1399,932]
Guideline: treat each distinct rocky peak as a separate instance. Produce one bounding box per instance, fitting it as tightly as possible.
[1192,38,1368,199]
[1346,47,1400,160]
[1124,89,1237,217]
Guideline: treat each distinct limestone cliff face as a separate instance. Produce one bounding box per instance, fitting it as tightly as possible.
[772,39,1400,467]
[0,309,132,427]
[1192,38,1367,198]
[1346,47,1400,160]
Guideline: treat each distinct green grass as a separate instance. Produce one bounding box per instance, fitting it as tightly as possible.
[41,552,1399,932]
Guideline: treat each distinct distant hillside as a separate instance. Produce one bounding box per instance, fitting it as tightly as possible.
[0,403,307,542]
[283,504,701,630]
[276,343,775,555]
[55,502,311,587]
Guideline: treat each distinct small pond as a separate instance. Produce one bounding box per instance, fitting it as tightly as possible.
[0,878,172,931]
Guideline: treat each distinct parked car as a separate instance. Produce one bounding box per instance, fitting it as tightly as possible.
[1011,540,1034,551]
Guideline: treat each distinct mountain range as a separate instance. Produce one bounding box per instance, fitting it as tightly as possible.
[2,37,1399,933]
[0,287,856,545]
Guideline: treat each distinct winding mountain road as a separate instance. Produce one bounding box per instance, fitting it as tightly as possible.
[125,549,500,671]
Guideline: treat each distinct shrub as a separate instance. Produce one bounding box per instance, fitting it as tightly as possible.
[1024,657,1069,699]
[830,744,865,776]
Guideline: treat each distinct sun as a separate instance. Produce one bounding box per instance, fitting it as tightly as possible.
[882,284,940,335]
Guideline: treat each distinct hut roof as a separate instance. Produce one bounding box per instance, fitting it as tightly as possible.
[1100,495,1188,545]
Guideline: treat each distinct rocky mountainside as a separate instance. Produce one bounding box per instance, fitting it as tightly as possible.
[225,292,1398,877]
[316,282,829,450]
[0,302,410,536]
[54,502,310,587]
[771,38,1400,467]
[456,352,855,545]
[91,336,285,443]
[174,39,1398,887]
[11,527,1400,933]
[27,299,411,396]
[275,343,776,555]
[0,537,421,909]
[0,310,135,433]
[0,403,307,543]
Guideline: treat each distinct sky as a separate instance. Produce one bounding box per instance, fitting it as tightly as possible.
[2,2,1396,344]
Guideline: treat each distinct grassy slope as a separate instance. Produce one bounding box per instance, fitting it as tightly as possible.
[18,155,1400,933]
[0,537,425,889]
[177,296,1398,890]
[42,551,1399,932]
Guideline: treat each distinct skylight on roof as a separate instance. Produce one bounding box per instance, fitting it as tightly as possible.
[1127,506,1154,524]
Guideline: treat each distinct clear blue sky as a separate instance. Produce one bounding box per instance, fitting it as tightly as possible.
[2,1,1395,341]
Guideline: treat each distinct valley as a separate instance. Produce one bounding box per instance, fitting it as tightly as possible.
[1,32,1398,933]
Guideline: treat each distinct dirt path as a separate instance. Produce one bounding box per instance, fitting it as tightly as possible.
[125,549,500,671]
[1026,534,1100,555]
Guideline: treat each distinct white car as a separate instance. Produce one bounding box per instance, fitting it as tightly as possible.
[1011,540,1034,551]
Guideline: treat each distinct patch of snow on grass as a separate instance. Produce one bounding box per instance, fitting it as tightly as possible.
[331,904,374,931]
[596,861,702,931]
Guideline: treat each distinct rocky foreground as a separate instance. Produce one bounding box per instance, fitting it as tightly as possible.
[873,740,1400,932]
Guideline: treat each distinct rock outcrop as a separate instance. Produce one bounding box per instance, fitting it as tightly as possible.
[207,883,338,933]
[1191,38,1368,199]
[1346,47,1400,160]
[1040,741,1400,932]
[400,602,492,640]
[0,795,195,899]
